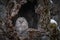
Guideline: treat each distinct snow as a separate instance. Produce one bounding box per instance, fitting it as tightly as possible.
[50,0,53,4]
[50,19,57,25]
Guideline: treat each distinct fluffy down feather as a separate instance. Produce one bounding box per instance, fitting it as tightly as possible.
[15,17,28,35]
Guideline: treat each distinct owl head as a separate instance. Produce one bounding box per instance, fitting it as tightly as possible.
[15,17,28,34]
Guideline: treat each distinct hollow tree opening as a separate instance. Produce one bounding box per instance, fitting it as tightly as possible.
[12,0,38,29]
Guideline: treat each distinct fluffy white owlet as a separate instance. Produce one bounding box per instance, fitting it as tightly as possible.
[15,17,28,35]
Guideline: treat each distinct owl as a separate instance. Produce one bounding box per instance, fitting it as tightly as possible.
[15,17,28,37]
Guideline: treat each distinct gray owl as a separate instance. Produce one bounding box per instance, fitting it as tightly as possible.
[15,17,28,37]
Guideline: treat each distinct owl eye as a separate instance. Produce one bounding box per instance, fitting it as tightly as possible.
[19,20,24,23]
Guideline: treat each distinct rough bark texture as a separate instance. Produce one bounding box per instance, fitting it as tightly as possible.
[35,0,50,33]
[0,0,60,40]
